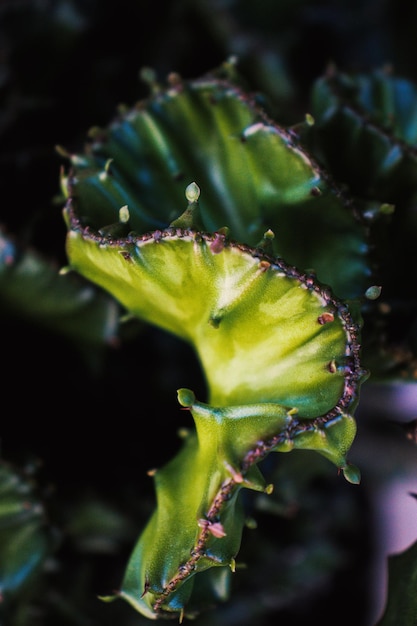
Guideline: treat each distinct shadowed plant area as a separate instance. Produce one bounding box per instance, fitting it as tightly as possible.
[0,1,417,625]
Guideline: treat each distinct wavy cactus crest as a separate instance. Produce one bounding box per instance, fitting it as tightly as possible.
[60,66,368,620]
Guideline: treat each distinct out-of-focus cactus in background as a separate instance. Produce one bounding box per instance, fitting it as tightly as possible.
[0,1,416,625]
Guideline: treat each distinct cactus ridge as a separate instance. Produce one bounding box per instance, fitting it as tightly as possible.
[307,66,417,202]
[148,402,357,618]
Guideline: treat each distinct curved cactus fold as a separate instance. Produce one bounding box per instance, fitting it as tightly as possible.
[60,70,370,300]
[61,68,368,620]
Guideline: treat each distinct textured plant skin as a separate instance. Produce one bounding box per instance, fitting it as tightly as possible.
[60,70,370,300]
[61,68,368,620]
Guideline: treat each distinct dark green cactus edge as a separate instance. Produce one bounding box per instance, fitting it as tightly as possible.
[306,64,417,203]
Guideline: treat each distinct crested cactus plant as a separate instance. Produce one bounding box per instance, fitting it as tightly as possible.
[59,65,369,620]
[2,2,417,624]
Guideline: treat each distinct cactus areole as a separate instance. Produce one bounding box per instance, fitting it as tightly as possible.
[61,70,368,620]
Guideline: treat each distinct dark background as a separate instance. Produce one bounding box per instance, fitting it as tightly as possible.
[1,1,417,625]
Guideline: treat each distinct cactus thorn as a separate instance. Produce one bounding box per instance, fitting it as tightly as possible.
[198,519,226,538]
[341,463,361,485]
[225,54,238,67]
[305,112,315,126]
[256,229,275,254]
[210,231,227,254]
[139,66,161,94]
[55,144,71,159]
[177,388,196,408]
[287,407,299,416]
[328,360,337,373]
[119,205,130,224]
[224,461,244,483]
[365,285,382,300]
[185,181,200,204]
[87,125,106,140]
[170,183,203,229]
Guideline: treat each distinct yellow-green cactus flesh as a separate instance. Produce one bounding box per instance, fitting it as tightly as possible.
[65,217,366,620]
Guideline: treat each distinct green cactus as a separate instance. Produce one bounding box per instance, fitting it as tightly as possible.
[300,65,417,381]
[60,68,371,300]
[304,66,417,203]
[60,68,368,620]
[2,2,417,624]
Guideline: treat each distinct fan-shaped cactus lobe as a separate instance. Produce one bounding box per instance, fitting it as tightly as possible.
[64,221,363,417]
[65,211,366,619]
[61,70,369,299]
